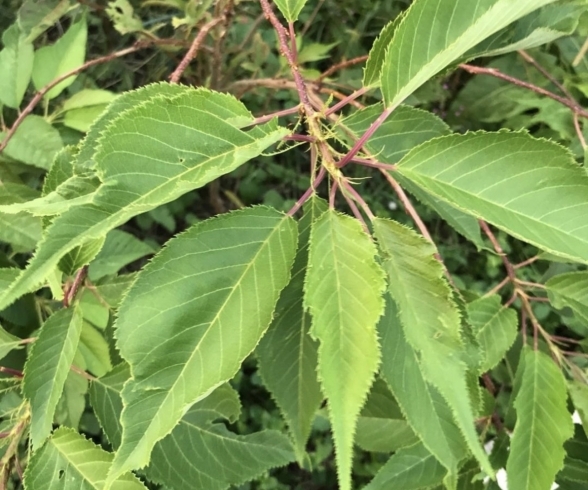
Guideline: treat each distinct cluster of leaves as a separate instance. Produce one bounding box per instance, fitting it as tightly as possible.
[2,0,588,489]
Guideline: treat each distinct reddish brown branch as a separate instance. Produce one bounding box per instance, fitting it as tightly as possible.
[63,266,88,308]
[317,55,369,82]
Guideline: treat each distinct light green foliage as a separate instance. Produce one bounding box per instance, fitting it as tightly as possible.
[17,0,77,41]
[364,442,446,490]
[0,87,289,311]
[507,349,574,490]
[396,131,588,264]
[0,183,42,252]
[23,427,147,490]
[0,323,22,361]
[363,19,400,87]
[60,89,119,133]
[374,219,492,476]
[305,210,386,490]
[273,0,308,22]
[0,24,33,108]
[467,295,518,372]
[108,207,297,482]
[32,17,87,99]
[23,306,83,449]
[547,272,588,324]
[106,0,143,35]
[256,197,325,462]
[568,381,588,436]
[380,0,557,108]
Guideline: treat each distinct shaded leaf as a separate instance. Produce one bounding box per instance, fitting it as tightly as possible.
[0,23,33,108]
[506,349,574,490]
[547,272,588,325]
[108,207,297,482]
[568,380,588,436]
[0,183,42,251]
[305,210,385,490]
[17,0,76,41]
[0,322,23,361]
[273,0,307,22]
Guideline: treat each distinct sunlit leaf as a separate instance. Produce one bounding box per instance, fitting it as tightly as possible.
[0,23,33,108]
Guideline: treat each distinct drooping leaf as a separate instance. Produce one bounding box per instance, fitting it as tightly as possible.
[91,364,295,490]
[364,442,447,490]
[23,427,147,490]
[506,348,574,490]
[273,0,307,22]
[0,23,34,108]
[467,295,518,373]
[380,0,558,108]
[1,115,63,170]
[546,272,588,325]
[0,87,289,311]
[378,296,468,477]
[304,209,386,490]
[465,2,588,59]
[23,306,83,449]
[395,131,588,265]
[32,17,87,99]
[256,197,326,462]
[356,379,418,453]
[107,207,297,482]
[17,0,77,41]
[374,218,492,476]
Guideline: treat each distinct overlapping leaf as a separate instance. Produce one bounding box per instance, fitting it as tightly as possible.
[23,427,146,490]
[0,183,42,251]
[507,349,573,490]
[107,207,297,483]
[374,219,492,476]
[546,272,588,324]
[304,210,385,490]
[380,0,558,109]
[0,23,33,108]
[23,306,83,449]
[256,197,325,461]
[0,87,289,311]
[395,131,588,264]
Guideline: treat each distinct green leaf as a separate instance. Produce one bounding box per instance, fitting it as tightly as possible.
[273,0,307,22]
[88,230,155,281]
[32,17,87,99]
[78,321,112,377]
[340,104,483,247]
[378,296,468,476]
[363,18,401,87]
[467,295,517,373]
[0,24,33,108]
[91,365,295,489]
[568,380,588,436]
[106,0,143,35]
[558,457,588,484]
[546,272,588,324]
[1,115,63,170]
[0,184,42,252]
[0,322,23,361]
[23,306,83,449]
[92,274,136,311]
[374,218,492,476]
[23,427,147,490]
[465,2,588,59]
[506,348,574,490]
[364,442,447,490]
[356,379,418,453]
[60,89,119,133]
[54,366,88,430]
[17,0,77,42]
[108,206,297,483]
[380,0,558,109]
[304,209,385,490]
[395,131,588,265]
[256,197,325,462]
[0,87,289,311]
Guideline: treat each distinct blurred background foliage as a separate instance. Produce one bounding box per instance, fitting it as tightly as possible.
[1,0,588,488]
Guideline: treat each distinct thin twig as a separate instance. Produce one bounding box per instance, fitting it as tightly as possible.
[518,50,574,100]
[71,364,97,381]
[317,55,369,82]
[0,42,151,154]
[574,113,587,149]
[287,166,326,216]
[460,63,588,119]
[324,86,369,116]
[169,17,224,83]
[514,255,540,269]
[63,266,88,308]
[341,180,375,220]
[351,157,396,171]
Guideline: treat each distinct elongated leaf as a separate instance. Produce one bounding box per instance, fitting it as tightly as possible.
[374,218,492,476]
[0,23,33,108]
[305,210,385,490]
[23,306,83,449]
[507,349,573,490]
[340,104,483,248]
[273,0,307,22]
[0,87,289,311]
[467,295,517,373]
[568,381,588,436]
[32,17,87,99]
[0,322,22,361]
[378,296,468,477]
[257,197,325,462]
[18,0,76,41]
[380,0,557,108]
[0,183,42,252]
[395,131,588,265]
[107,207,297,482]
[546,272,588,325]
[365,442,446,490]
[363,19,400,87]
[23,427,146,490]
